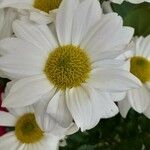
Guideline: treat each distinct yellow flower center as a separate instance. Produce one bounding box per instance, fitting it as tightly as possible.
[15,113,44,144]
[130,56,150,83]
[44,45,91,90]
[34,0,62,13]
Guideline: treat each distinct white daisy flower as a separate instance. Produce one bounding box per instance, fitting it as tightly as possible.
[0,105,78,150]
[0,0,62,13]
[0,0,141,131]
[0,8,17,40]
[0,0,64,24]
[0,83,77,150]
[118,36,150,118]
[110,0,150,4]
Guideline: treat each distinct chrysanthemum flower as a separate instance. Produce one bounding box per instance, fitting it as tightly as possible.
[0,0,63,24]
[0,0,141,131]
[110,0,150,4]
[0,0,62,13]
[118,36,150,118]
[0,103,77,150]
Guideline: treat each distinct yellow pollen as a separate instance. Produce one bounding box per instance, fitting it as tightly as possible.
[44,45,91,90]
[130,56,150,83]
[34,0,62,13]
[15,113,44,144]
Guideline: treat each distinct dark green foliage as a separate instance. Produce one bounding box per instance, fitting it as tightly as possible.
[60,110,150,150]
[112,2,150,36]
[0,77,10,88]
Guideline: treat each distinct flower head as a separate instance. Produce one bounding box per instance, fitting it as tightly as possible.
[0,0,63,24]
[0,0,62,13]
[0,0,141,131]
[0,102,77,149]
[118,36,150,118]
[34,0,62,13]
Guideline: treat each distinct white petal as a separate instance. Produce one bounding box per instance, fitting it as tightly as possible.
[0,45,45,80]
[8,105,34,117]
[0,38,42,55]
[118,96,131,118]
[66,86,93,131]
[17,145,26,150]
[135,35,150,59]
[88,68,142,92]
[65,123,79,135]
[92,59,125,70]
[110,92,126,101]
[30,11,53,25]
[25,144,40,150]
[13,20,58,52]
[89,46,128,61]
[34,90,57,118]
[140,35,150,59]
[87,87,119,119]
[0,111,16,126]
[72,0,102,45]
[47,90,73,127]
[36,112,71,136]
[110,0,124,4]
[40,134,59,150]
[56,0,79,45]
[0,132,20,150]
[35,113,55,132]
[66,85,118,131]
[127,86,150,113]
[81,13,122,49]
[3,74,53,108]
[34,89,61,129]
[0,0,33,9]
[81,13,134,61]
[0,36,50,80]
[34,90,74,136]
[117,44,134,61]
[35,91,75,136]
[29,142,43,150]
[24,145,33,150]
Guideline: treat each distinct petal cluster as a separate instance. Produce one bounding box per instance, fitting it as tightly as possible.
[0,0,149,149]
[0,0,141,132]
[119,36,150,118]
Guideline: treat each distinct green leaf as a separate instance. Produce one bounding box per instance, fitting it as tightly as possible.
[124,8,150,36]
[112,2,150,36]
[112,2,137,18]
